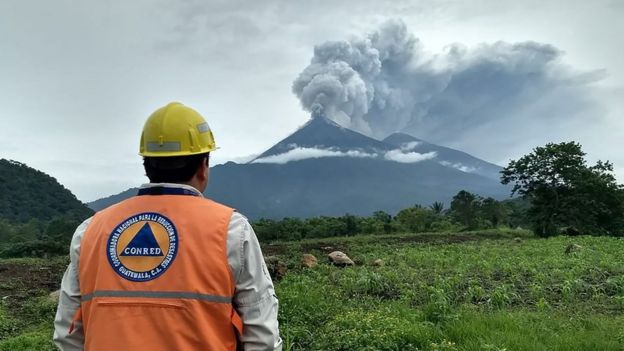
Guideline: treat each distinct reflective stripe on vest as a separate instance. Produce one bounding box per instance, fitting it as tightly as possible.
[81,290,232,304]
[78,188,240,351]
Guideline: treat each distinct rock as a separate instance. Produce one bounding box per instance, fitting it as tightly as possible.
[301,254,318,268]
[565,243,583,254]
[264,256,288,280]
[49,289,60,302]
[372,259,384,266]
[328,251,354,267]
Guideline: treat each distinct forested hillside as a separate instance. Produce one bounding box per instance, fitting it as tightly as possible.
[0,159,93,257]
[0,159,92,222]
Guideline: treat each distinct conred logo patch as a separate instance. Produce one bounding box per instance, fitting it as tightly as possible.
[107,212,178,282]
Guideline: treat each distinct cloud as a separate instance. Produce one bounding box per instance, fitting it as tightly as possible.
[439,161,476,173]
[292,19,605,147]
[211,153,259,165]
[251,147,377,164]
[400,141,421,151]
[251,142,440,165]
[384,150,437,163]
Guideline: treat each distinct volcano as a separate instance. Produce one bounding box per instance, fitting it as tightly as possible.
[89,116,509,218]
[252,115,391,160]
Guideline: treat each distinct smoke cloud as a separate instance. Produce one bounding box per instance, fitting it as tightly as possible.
[292,19,603,146]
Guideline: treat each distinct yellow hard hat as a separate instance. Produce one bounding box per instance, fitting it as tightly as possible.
[139,102,217,157]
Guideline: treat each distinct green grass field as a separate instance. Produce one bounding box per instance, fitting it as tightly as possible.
[1,230,623,350]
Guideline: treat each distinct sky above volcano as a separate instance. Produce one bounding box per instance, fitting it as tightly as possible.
[1,0,622,202]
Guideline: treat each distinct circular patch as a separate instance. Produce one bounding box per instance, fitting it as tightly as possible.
[107,212,178,282]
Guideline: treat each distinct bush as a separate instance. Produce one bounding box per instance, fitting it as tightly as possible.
[0,240,67,258]
[0,304,20,340]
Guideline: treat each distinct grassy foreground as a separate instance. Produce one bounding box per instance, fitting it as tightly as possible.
[272,231,624,350]
[1,230,624,350]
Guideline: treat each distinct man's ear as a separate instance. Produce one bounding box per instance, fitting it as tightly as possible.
[196,156,209,181]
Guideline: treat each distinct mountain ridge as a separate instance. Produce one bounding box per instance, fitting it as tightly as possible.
[88,117,509,218]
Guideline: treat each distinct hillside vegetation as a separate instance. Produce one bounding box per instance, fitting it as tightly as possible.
[0,159,93,258]
[0,159,92,223]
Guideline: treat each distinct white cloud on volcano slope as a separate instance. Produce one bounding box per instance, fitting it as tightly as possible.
[251,145,437,165]
[251,147,377,164]
[439,161,476,173]
[384,150,437,163]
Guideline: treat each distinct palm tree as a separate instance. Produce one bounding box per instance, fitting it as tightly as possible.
[429,201,444,215]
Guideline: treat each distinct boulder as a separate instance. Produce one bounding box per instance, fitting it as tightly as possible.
[372,259,385,267]
[264,256,288,280]
[301,254,318,268]
[565,243,583,254]
[328,251,354,267]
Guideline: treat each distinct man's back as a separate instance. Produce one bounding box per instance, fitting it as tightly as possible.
[78,191,241,350]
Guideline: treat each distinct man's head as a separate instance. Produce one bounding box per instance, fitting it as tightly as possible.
[143,153,210,191]
[139,102,217,192]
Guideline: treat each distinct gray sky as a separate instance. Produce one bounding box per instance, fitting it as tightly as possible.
[1,0,622,202]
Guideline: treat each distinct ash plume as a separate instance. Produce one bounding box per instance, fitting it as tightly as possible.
[292,19,603,145]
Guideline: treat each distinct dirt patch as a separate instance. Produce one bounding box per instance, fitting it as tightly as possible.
[0,261,66,311]
[260,243,290,256]
[390,234,477,245]
[300,242,350,254]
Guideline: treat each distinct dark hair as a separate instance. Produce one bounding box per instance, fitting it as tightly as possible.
[143,153,209,183]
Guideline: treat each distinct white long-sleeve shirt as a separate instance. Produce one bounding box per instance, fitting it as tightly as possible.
[53,183,282,351]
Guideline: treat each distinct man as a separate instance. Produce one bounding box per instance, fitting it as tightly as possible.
[53,102,282,350]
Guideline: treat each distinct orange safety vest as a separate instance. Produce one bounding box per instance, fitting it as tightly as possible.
[74,187,243,351]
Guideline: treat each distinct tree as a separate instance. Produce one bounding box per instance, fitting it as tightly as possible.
[450,190,481,229]
[340,214,359,236]
[372,211,393,234]
[479,197,508,228]
[501,141,624,236]
[395,206,439,233]
[429,202,445,215]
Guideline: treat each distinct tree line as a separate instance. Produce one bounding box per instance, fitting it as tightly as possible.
[0,216,85,258]
[252,193,528,242]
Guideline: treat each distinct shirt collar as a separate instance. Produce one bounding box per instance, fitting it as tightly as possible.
[139,183,204,197]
